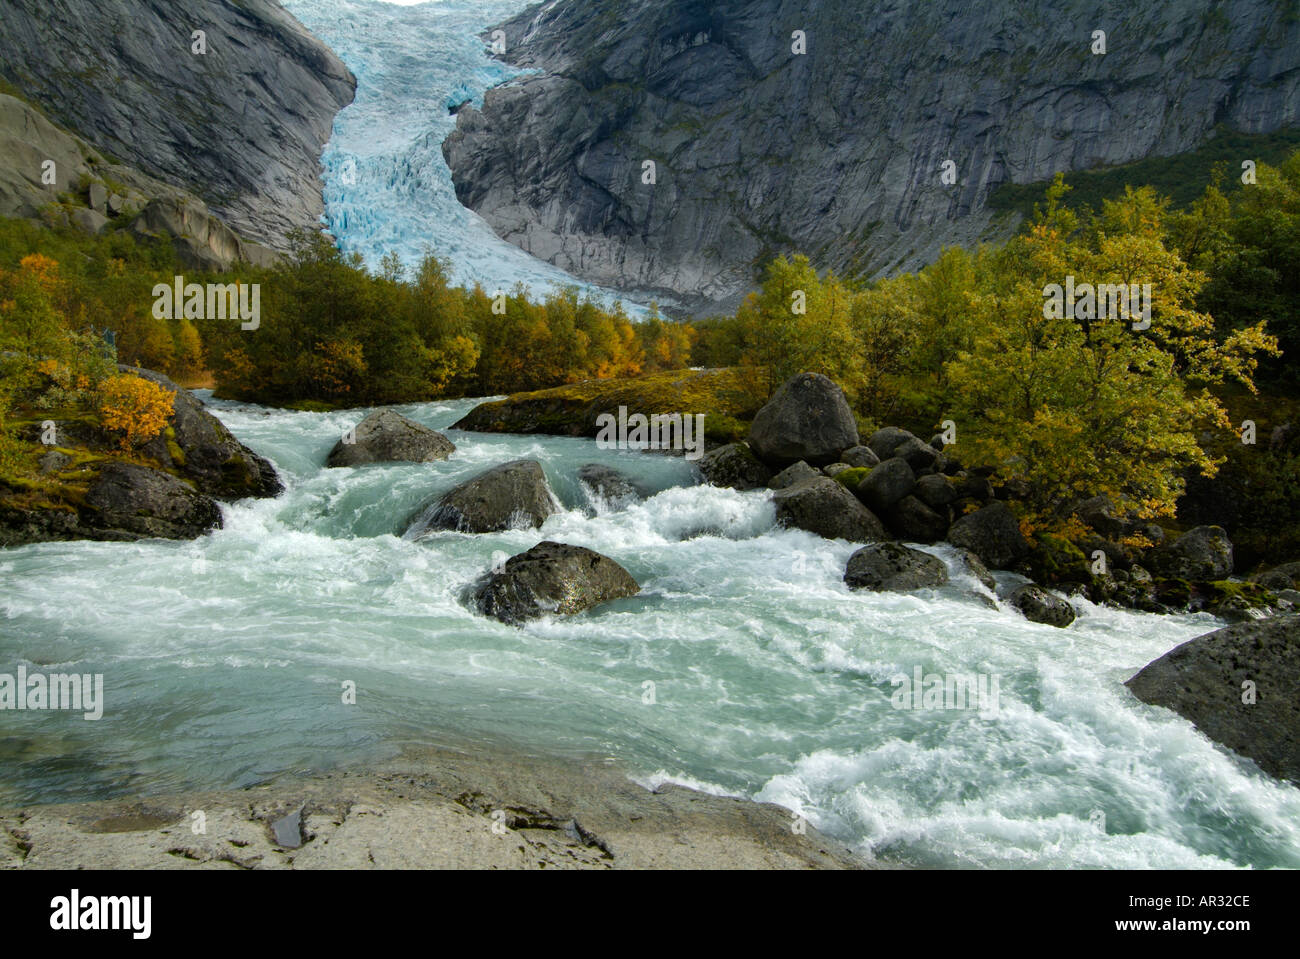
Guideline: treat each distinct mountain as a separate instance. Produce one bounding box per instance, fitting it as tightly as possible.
[0,0,355,250]
[443,0,1300,312]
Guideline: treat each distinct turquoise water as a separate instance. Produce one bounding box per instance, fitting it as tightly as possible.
[3,396,1299,868]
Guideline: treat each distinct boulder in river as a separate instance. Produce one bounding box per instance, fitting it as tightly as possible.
[83,462,224,540]
[125,365,281,499]
[326,410,455,467]
[697,442,772,490]
[577,463,643,507]
[1008,584,1076,627]
[947,502,1029,570]
[844,542,948,591]
[1126,615,1300,785]
[841,445,880,469]
[470,541,640,625]
[747,372,859,468]
[408,459,558,536]
[773,477,887,543]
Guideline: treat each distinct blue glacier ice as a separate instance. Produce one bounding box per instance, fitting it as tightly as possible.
[283,0,650,316]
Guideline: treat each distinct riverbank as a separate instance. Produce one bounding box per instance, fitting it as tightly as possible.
[1,743,868,870]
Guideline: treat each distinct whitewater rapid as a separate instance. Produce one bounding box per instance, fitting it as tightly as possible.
[3,396,1299,869]
[282,0,651,315]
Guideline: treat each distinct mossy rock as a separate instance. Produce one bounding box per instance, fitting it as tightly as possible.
[1022,533,1091,585]
[833,466,872,489]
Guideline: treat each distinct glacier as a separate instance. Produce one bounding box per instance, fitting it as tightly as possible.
[283,0,651,316]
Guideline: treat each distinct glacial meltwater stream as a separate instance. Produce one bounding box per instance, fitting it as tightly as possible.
[3,396,1300,868]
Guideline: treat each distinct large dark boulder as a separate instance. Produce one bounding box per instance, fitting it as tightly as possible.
[124,366,281,499]
[914,473,958,511]
[844,542,948,591]
[1126,615,1300,785]
[1008,584,1076,627]
[470,541,640,625]
[865,427,917,462]
[697,442,772,490]
[772,477,887,543]
[1073,494,1124,539]
[83,462,223,540]
[1150,526,1234,581]
[747,373,859,468]
[855,457,916,514]
[326,410,455,467]
[947,502,1029,570]
[407,459,558,536]
[885,494,949,544]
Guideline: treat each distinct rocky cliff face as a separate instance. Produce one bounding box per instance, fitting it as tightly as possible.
[0,0,355,249]
[444,0,1300,311]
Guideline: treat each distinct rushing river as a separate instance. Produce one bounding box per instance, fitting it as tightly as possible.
[2,395,1299,868]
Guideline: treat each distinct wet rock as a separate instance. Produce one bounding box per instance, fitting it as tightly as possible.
[83,462,223,540]
[697,442,772,490]
[747,373,859,468]
[1126,615,1300,786]
[326,410,455,467]
[408,459,558,536]
[470,541,639,625]
[954,548,997,591]
[947,502,1029,570]
[577,463,643,507]
[1008,584,1076,627]
[844,542,948,591]
[773,477,887,543]
[124,365,281,499]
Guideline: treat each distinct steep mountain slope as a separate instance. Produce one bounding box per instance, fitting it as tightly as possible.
[444,0,1300,311]
[0,0,356,249]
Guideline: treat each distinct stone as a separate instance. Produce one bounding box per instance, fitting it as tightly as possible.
[1126,615,1300,785]
[768,460,821,490]
[470,541,639,625]
[696,442,772,490]
[408,459,558,536]
[1008,584,1076,627]
[855,457,916,514]
[1150,525,1234,581]
[772,477,887,543]
[844,542,948,591]
[326,410,455,467]
[947,502,1029,570]
[747,372,859,468]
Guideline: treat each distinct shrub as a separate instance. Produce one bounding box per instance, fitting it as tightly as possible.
[97,374,174,450]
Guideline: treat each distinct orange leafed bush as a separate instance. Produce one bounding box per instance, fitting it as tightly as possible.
[97,375,175,450]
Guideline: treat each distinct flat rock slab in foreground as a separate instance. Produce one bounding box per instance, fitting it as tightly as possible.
[471,541,639,625]
[0,748,871,870]
[327,410,455,467]
[1126,615,1300,785]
